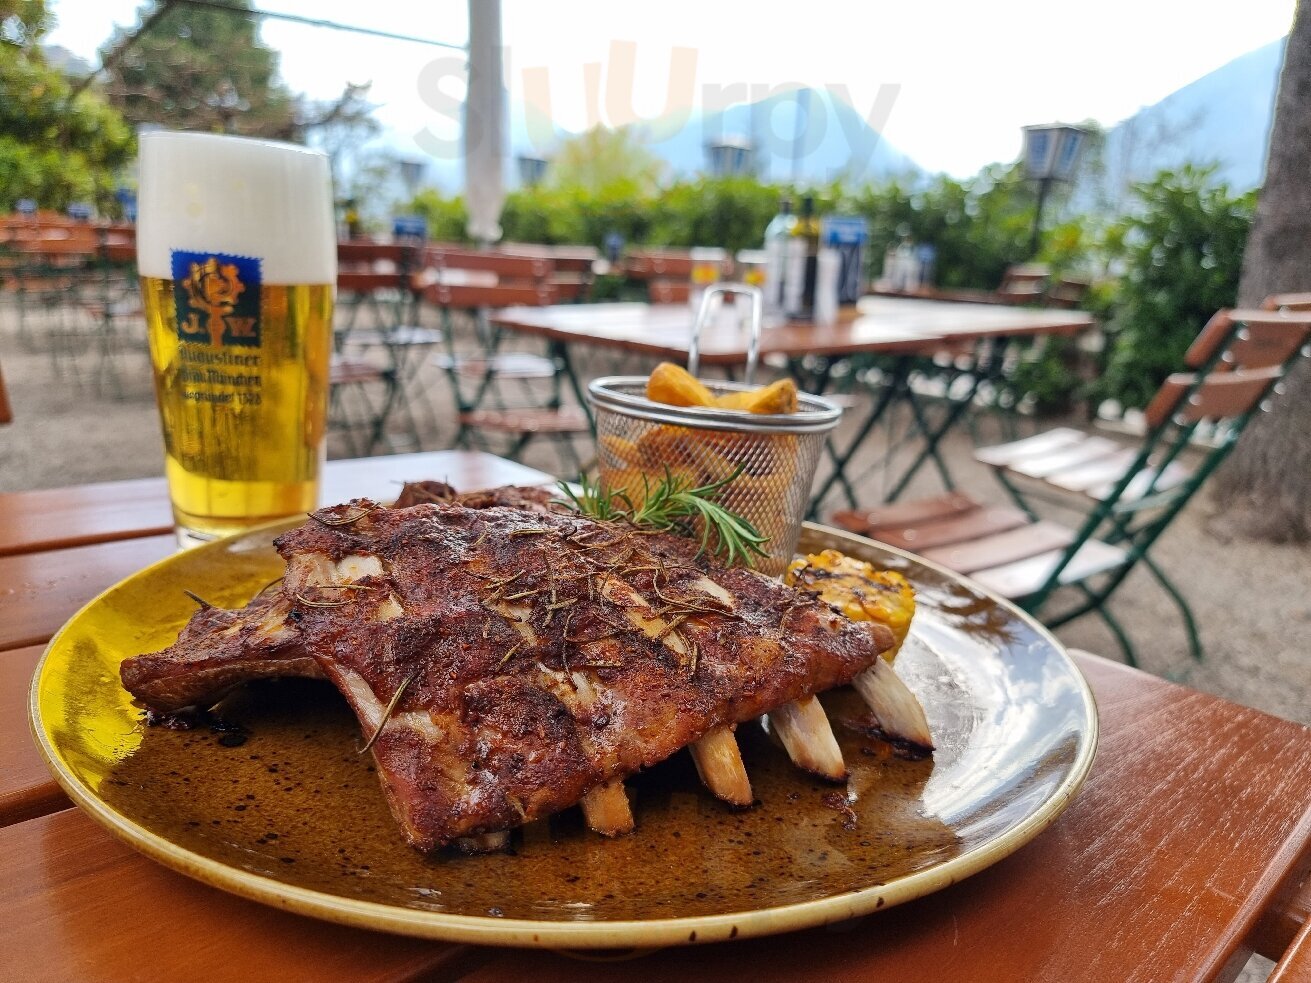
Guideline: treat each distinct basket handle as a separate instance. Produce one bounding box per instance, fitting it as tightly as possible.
[688,282,764,385]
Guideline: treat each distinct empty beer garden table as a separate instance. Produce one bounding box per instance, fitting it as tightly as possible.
[490,297,1095,513]
[2,448,1311,981]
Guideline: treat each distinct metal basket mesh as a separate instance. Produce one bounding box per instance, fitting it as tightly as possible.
[589,378,840,576]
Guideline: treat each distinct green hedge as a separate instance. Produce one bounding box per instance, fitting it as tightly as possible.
[1094,166,1255,409]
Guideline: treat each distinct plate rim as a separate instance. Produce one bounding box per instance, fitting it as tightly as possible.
[29,518,1099,948]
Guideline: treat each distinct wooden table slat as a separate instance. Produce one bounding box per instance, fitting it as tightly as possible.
[454,656,1311,983]
[0,644,68,824]
[0,533,177,652]
[0,450,555,559]
[0,476,174,558]
[0,809,473,983]
[1270,909,1311,982]
[5,655,1311,983]
[492,298,1094,365]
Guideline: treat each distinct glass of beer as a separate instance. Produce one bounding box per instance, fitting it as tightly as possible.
[137,131,336,547]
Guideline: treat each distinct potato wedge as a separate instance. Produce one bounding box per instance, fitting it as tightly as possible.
[713,378,800,415]
[647,362,715,408]
[599,434,646,468]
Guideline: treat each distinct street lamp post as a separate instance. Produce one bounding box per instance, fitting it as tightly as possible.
[1021,123,1088,257]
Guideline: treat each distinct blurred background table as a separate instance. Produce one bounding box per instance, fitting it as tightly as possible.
[1,449,1308,982]
[493,297,1095,514]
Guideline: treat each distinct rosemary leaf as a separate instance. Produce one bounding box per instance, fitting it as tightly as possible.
[556,466,768,568]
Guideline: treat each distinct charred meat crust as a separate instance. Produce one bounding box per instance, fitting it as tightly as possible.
[119,591,323,711]
[274,499,895,849]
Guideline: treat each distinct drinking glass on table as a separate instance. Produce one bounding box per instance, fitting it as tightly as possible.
[136,131,337,548]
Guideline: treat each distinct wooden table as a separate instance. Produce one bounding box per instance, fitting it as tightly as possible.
[492,297,1093,367]
[3,449,1310,982]
[493,298,1095,514]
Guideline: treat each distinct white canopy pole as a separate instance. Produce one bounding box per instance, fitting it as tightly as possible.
[464,0,505,245]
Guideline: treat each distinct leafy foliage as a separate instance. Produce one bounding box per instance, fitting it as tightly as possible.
[548,125,666,192]
[841,164,1036,289]
[102,0,297,138]
[1095,166,1255,409]
[0,35,134,213]
[1,0,53,47]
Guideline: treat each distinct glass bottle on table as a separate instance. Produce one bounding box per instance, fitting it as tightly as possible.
[763,196,795,318]
[784,195,821,320]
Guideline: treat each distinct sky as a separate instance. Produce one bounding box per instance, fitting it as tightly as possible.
[46,0,1298,178]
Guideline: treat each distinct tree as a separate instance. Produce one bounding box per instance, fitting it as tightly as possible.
[298,82,381,189]
[0,1,134,212]
[101,0,296,137]
[1,0,53,47]
[1212,1,1311,541]
[548,125,666,192]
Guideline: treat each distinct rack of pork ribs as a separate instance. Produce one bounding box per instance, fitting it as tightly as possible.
[121,482,932,853]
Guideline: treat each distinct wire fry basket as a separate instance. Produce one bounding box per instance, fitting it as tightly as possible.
[587,284,842,576]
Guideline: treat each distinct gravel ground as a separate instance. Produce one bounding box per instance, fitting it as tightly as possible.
[0,298,1301,979]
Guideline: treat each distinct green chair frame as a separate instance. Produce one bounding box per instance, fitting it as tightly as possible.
[992,307,1311,666]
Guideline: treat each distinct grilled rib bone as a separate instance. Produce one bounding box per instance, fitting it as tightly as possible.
[766,695,847,781]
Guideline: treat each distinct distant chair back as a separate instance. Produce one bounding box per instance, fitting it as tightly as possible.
[996,264,1050,305]
[417,245,557,308]
[1261,292,1311,312]
[1046,275,1090,309]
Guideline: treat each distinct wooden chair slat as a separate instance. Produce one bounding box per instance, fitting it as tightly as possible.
[624,251,696,279]
[1006,436,1122,480]
[974,427,1086,467]
[1269,915,1311,983]
[647,279,691,303]
[1184,309,1311,370]
[831,491,980,535]
[1262,292,1311,312]
[422,282,555,308]
[1088,462,1192,503]
[970,539,1128,599]
[423,247,551,279]
[432,352,558,380]
[1145,366,1283,428]
[920,520,1075,575]
[870,505,1031,553]
[336,271,408,293]
[499,242,598,272]
[336,241,415,267]
[329,356,389,386]
[458,407,591,434]
[1044,449,1141,493]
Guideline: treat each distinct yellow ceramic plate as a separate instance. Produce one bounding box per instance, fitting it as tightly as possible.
[30,521,1096,949]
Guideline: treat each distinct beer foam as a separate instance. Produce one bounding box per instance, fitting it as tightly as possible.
[137,131,336,284]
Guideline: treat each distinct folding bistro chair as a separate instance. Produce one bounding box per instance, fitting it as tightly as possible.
[995,264,1051,305]
[331,241,442,451]
[623,249,695,303]
[807,334,1013,519]
[833,307,1311,667]
[422,248,590,476]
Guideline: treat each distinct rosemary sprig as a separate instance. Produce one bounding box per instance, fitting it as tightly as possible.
[556,466,768,568]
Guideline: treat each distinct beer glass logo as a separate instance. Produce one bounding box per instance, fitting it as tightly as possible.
[170,250,262,347]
